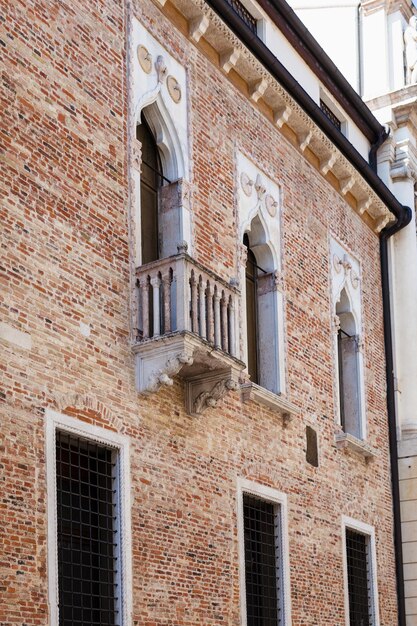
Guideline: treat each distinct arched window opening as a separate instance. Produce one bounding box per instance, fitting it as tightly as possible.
[244,233,270,387]
[137,111,170,265]
[245,234,259,384]
[336,289,361,438]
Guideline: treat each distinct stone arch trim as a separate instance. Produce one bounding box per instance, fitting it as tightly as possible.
[50,392,123,434]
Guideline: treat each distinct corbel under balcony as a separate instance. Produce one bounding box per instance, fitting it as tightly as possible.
[335,432,377,460]
[133,252,245,415]
[241,382,298,424]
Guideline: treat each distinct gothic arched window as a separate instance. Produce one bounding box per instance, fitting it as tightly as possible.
[336,288,362,438]
[244,234,259,384]
[137,112,163,264]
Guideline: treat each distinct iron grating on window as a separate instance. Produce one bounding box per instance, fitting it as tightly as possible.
[346,529,372,626]
[56,431,120,626]
[225,0,258,34]
[320,99,342,131]
[243,494,282,626]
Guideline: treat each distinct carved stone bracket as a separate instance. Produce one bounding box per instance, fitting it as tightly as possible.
[185,370,240,416]
[189,15,210,42]
[241,382,299,424]
[319,152,338,175]
[220,47,240,73]
[147,352,194,393]
[335,432,377,461]
[133,330,245,410]
[249,78,268,103]
[340,175,355,196]
[274,105,292,128]
[298,130,313,153]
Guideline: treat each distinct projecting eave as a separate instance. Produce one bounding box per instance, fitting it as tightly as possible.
[153,0,409,234]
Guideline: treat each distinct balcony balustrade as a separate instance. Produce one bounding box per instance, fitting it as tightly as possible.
[132,250,245,414]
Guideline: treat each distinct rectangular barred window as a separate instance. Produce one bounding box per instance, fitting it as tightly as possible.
[243,494,282,625]
[346,529,372,626]
[56,431,120,626]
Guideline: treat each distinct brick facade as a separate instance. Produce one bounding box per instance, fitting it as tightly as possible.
[1,0,399,624]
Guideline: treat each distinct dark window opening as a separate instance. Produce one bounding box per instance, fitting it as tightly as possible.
[337,327,360,437]
[226,0,258,34]
[137,112,167,265]
[243,494,281,626]
[306,425,319,467]
[56,431,119,626]
[346,529,371,626]
[245,234,259,385]
[320,99,342,131]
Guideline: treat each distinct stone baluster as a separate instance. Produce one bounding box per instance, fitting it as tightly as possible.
[229,296,236,357]
[142,276,150,339]
[190,270,198,333]
[214,286,221,349]
[221,291,228,353]
[174,255,188,332]
[162,270,172,334]
[150,275,161,337]
[198,276,206,339]
[206,282,214,344]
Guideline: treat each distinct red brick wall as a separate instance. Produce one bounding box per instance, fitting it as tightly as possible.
[1,0,398,624]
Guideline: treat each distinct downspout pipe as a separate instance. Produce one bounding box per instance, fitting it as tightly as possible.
[380,209,412,626]
[369,125,389,172]
[204,1,412,622]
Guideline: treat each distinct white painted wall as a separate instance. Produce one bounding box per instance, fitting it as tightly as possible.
[287,1,360,91]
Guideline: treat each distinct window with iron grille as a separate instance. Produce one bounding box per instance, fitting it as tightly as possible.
[243,494,283,625]
[320,98,342,131]
[345,529,373,626]
[56,431,121,626]
[226,0,258,34]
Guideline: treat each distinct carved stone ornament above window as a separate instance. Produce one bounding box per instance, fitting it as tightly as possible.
[137,45,152,74]
[239,169,279,219]
[332,252,360,290]
[167,75,182,103]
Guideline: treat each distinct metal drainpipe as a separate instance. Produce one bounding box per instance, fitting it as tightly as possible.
[369,125,389,172]
[380,208,411,626]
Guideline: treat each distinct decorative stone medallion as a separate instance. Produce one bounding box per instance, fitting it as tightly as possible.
[240,172,253,197]
[166,75,181,103]
[137,45,152,73]
[265,194,278,217]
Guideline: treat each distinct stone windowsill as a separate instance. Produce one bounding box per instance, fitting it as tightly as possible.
[240,383,298,421]
[335,432,377,460]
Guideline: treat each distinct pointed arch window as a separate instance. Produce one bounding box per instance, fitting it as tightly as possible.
[244,234,259,384]
[243,223,282,395]
[137,111,170,265]
[336,287,363,439]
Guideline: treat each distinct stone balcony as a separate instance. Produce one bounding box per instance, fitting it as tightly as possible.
[132,251,245,415]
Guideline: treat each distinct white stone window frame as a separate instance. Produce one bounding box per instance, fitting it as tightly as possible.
[46,408,133,626]
[341,516,380,626]
[131,17,192,267]
[330,236,367,440]
[237,478,292,626]
[237,151,286,396]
